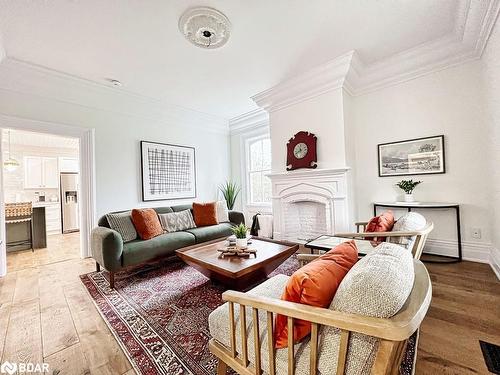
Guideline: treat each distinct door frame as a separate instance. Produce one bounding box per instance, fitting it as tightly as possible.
[0,114,96,276]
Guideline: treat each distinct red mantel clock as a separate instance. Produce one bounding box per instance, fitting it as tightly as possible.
[286,131,318,171]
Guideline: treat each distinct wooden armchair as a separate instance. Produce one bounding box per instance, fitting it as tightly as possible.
[334,220,434,260]
[209,259,432,375]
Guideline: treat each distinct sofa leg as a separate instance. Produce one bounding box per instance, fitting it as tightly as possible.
[96,262,101,272]
[216,360,228,375]
[109,272,115,289]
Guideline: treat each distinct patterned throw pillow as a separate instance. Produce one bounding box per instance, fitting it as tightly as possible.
[105,211,137,243]
[158,210,196,233]
[389,212,426,250]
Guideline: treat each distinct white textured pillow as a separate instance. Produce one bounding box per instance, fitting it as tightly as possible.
[318,242,415,374]
[389,212,426,249]
[216,200,229,223]
[158,210,196,233]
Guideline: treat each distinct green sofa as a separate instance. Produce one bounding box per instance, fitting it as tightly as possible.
[91,204,245,288]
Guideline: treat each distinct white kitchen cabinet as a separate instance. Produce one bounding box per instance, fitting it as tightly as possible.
[24,156,59,189]
[58,157,79,173]
[24,157,43,189]
[45,203,62,234]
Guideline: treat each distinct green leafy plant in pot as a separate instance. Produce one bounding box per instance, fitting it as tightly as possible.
[232,223,249,249]
[396,179,422,202]
[219,181,241,210]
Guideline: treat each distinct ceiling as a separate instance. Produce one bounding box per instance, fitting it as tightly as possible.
[2,129,79,150]
[0,1,460,119]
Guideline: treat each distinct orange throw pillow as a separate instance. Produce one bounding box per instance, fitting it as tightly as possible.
[274,241,358,349]
[131,208,163,240]
[192,202,218,226]
[365,210,395,241]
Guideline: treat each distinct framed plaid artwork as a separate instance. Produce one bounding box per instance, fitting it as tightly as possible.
[140,141,196,201]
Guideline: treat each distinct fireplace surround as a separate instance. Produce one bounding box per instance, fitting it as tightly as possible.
[267,168,351,243]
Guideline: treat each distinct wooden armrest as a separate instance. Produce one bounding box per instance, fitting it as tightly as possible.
[296,254,320,262]
[222,290,422,341]
[335,230,421,238]
[354,221,369,226]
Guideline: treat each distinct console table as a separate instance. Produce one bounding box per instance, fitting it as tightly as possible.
[373,201,462,263]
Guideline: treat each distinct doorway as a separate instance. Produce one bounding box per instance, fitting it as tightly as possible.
[0,115,96,276]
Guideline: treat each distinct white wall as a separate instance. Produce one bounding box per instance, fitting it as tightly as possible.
[0,89,230,218]
[269,89,347,173]
[481,15,500,274]
[342,90,358,231]
[349,61,492,256]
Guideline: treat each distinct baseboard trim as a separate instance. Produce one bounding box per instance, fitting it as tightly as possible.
[489,247,500,281]
[424,239,491,263]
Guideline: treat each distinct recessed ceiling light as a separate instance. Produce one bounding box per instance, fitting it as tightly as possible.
[105,78,122,87]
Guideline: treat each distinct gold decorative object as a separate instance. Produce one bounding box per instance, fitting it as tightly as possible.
[217,246,257,257]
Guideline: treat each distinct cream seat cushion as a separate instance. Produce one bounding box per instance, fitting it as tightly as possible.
[209,274,315,375]
[209,242,414,375]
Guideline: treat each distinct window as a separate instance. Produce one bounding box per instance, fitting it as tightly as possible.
[247,137,272,205]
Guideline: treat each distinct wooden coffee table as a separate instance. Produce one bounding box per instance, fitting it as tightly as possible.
[176,237,299,291]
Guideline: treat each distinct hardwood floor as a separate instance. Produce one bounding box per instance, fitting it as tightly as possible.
[417,261,500,374]
[1,233,132,375]
[0,238,498,374]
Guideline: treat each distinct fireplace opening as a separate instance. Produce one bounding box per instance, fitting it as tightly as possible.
[283,200,327,242]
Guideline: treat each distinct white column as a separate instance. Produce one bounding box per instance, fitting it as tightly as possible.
[0,129,6,276]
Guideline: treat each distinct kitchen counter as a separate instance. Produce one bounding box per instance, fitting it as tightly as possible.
[5,205,47,251]
[32,201,60,207]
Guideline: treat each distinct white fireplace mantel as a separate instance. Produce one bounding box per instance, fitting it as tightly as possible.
[268,167,351,242]
[267,167,350,181]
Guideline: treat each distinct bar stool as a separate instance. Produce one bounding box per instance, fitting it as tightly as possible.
[5,202,34,252]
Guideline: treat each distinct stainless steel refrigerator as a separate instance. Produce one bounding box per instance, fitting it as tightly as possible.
[60,172,80,233]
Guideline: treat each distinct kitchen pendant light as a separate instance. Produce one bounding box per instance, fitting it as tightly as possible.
[3,130,19,172]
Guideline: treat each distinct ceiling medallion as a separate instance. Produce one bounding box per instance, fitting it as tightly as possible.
[178,7,231,49]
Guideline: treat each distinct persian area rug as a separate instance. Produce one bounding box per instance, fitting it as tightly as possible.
[80,255,416,375]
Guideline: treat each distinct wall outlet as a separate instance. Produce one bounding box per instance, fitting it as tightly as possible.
[471,228,482,239]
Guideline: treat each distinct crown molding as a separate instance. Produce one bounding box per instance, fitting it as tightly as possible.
[252,0,500,110]
[252,51,354,113]
[228,108,269,135]
[475,0,500,56]
[0,57,230,134]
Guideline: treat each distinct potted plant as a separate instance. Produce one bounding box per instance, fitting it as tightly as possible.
[396,179,422,202]
[232,223,249,249]
[219,181,241,210]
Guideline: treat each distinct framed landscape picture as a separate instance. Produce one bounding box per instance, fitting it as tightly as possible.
[378,135,445,177]
[141,141,196,201]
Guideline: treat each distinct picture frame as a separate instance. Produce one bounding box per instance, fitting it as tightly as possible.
[140,141,196,201]
[378,135,445,177]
